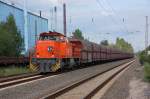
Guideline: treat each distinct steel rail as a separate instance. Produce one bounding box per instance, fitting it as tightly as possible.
[42,59,135,99]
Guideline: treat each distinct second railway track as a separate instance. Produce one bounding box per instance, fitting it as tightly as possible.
[0,72,61,90]
[0,74,46,89]
[0,59,134,99]
[42,59,135,99]
[0,59,131,90]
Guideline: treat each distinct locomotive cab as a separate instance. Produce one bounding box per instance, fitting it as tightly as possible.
[30,32,72,73]
[36,32,69,58]
[39,33,66,42]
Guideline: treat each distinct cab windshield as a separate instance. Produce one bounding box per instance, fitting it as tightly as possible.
[39,35,60,41]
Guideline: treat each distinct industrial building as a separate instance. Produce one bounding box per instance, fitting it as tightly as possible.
[0,1,48,51]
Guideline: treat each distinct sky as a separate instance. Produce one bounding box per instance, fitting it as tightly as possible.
[4,0,150,52]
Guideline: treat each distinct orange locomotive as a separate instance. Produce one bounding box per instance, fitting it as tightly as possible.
[30,31,133,73]
[30,31,82,72]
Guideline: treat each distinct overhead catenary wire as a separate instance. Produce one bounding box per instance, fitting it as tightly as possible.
[102,0,129,33]
[95,0,123,33]
[95,0,128,34]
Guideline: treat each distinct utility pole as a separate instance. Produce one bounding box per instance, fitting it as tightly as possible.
[69,16,72,36]
[39,10,42,17]
[35,20,37,46]
[54,6,57,32]
[63,3,67,36]
[39,10,42,37]
[50,8,54,31]
[145,16,149,50]
[23,0,28,53]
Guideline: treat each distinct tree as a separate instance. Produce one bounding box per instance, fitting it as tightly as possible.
[72,29,84,40]
[115,38,134,53]
[0,14,24,57]
[138,46,150,64]
[100,40,109,46]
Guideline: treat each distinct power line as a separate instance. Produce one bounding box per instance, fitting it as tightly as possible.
[102,0,129,33]
[95,0,128,33]
[95,0,123,32]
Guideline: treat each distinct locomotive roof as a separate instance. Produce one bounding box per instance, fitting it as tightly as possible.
[40,31,65,37]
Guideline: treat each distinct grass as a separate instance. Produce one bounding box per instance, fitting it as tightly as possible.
[0,66,31,77]
[144,62,150,82]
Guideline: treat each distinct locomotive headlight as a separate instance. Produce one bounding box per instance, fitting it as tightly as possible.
[48,46,53,52]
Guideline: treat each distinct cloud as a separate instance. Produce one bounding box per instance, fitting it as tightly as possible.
[101,11,114,16]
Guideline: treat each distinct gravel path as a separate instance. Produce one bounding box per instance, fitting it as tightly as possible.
[101,59,150,99]
[0,59,131,99]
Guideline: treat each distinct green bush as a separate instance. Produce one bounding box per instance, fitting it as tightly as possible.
[0,66,31,77]
[138,47,150,81]
[139,50,150,64]
[0,68,5,77]
[144,63,150,81]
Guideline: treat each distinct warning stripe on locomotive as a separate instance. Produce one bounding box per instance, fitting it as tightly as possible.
[51,60,61,72]
[30,63,39,72]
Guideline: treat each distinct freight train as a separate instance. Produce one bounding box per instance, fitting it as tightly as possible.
[30,31,133,73]
[0,57,29,66]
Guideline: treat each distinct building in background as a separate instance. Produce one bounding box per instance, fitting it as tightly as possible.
[0,1,48,50]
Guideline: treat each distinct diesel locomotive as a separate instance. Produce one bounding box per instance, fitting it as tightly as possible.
[30,31,133,73]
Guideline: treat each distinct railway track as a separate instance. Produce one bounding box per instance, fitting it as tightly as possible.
[42,59,135,99]
[0,66,93,90]
[0,73,39,83]
[0,73,45,89]
[0,59,130,90]
[0,59,133,98]
[0,72,61,90]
